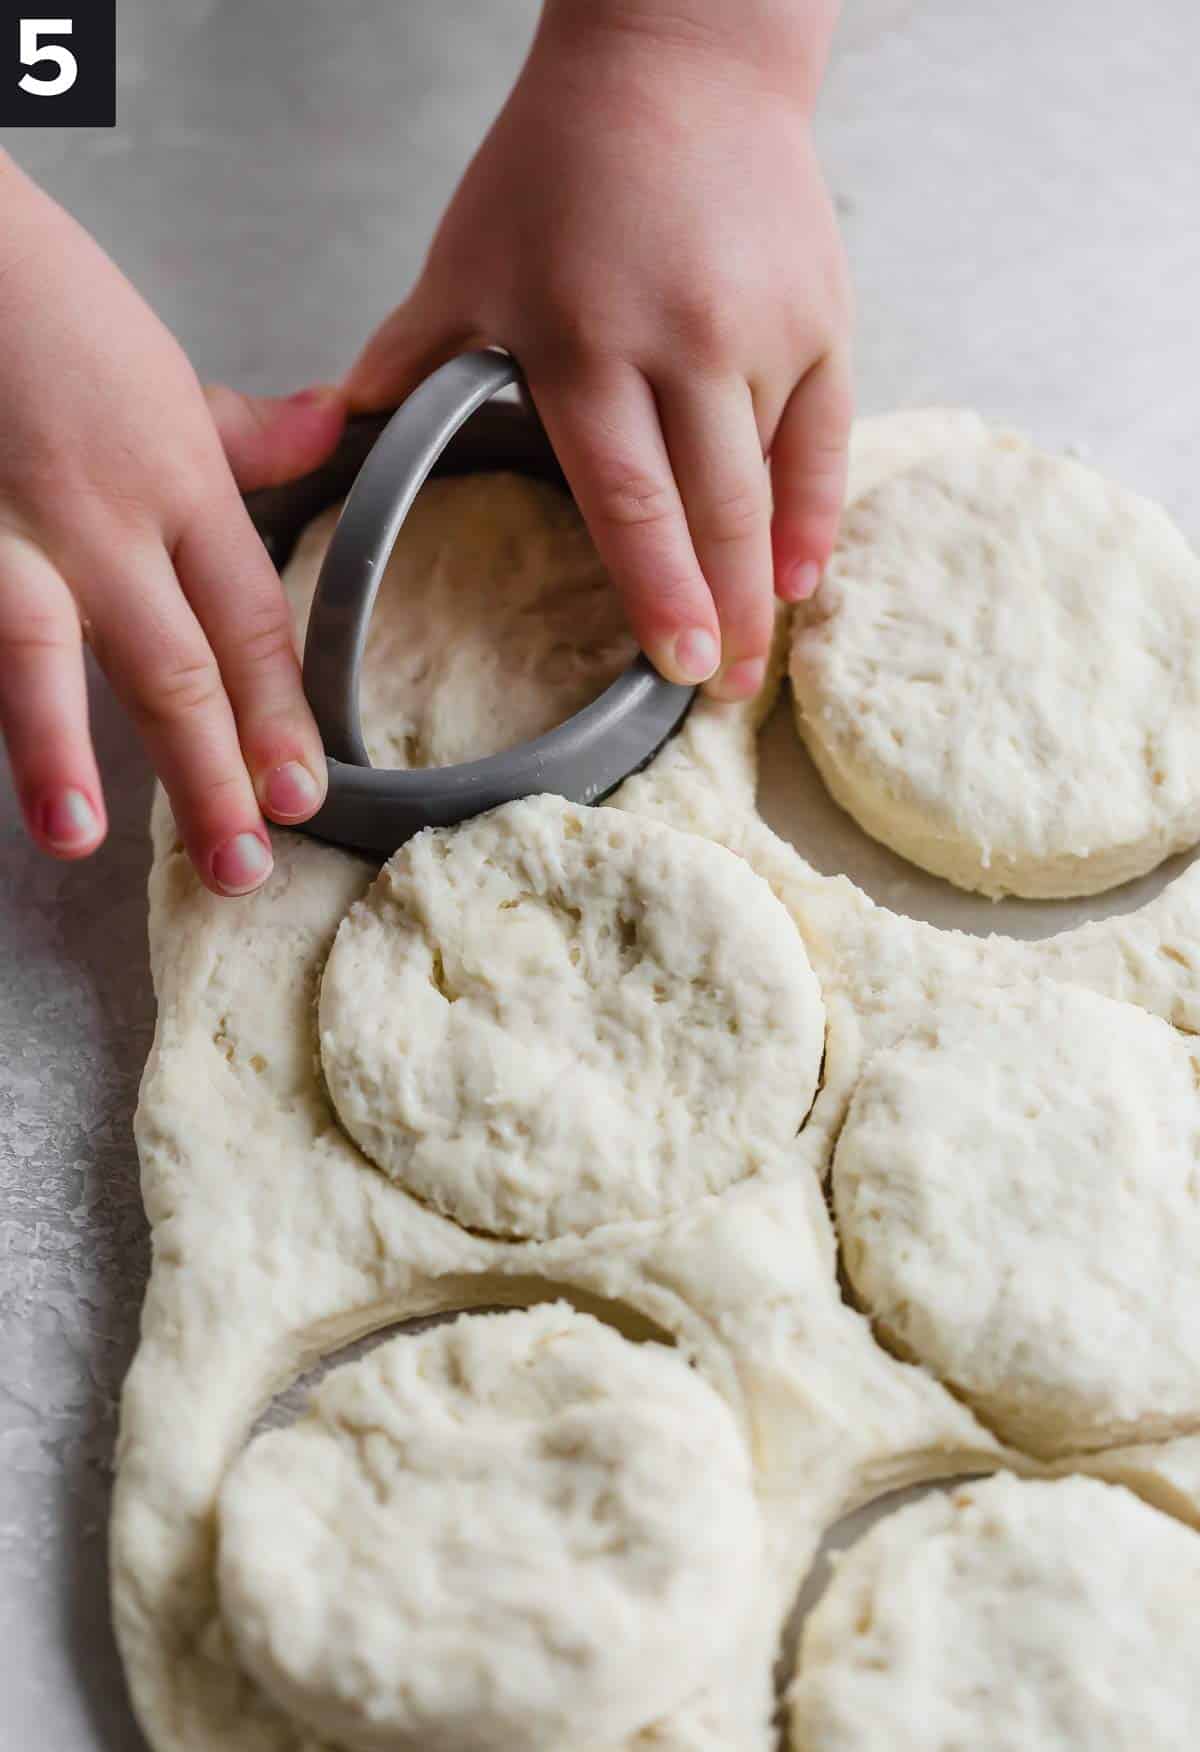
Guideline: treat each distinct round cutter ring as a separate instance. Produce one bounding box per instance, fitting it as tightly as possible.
[294,349,695,856]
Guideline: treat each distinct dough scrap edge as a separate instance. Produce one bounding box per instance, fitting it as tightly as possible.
[113,761,1015,1752]
[112,416,1200,1752]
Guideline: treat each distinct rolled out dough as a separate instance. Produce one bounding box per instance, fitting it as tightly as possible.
[112,424,1200,1752]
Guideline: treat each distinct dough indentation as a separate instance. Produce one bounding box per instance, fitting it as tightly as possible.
[318,794,826,1240]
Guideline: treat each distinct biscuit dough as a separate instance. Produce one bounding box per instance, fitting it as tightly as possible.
[833,981,1200,1458]
[111,424,1200,1752]
[791,433,1200,897]
[283,472,635,768]
[318,795,826,1239]
[788,1475,1200,1751]
[218,1305,761,1752]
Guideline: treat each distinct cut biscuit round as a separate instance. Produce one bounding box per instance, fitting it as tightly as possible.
[217,1305,761,1752]
[789,1474,1200,1752]
[833,980,1200,1458]
[790,431,1200,898]
[318,794,825,1239]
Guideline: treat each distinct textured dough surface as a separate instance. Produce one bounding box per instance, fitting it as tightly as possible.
[284,471,635,768]
[218,1304,760,1752]
[791,431,1200,897]
[319,793,826,1239]
[844,405,996,503]
[789,1475,1200,1751]
[113,420,1200,1752]
[834,980,1200,1458]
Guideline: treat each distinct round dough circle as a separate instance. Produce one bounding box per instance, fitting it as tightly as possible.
[218,1305,762,1752]
[789,1475,1200,1752]
[319,793,825,1239]
[790,432,1200,898]
[833,981,1200,1458]
[282,472,635,769]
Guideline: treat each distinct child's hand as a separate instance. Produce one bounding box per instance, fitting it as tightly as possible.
[347,0,851,701]
[0,153,346,893]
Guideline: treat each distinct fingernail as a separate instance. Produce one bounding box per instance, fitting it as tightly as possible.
[709,657,767,702]
[39,788,100,849]
[261,760,322,820]
[287,383,341,409]
[211,832,273,896]
[780,560,821,604]
[672,627,720,684]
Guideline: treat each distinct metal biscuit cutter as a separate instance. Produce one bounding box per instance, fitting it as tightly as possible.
[258,348,694,857]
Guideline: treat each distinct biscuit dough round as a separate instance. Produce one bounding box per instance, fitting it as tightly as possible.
[217,1305,761,1752]
[319,793,825,1239]
[789,1475,1200,1752]
[283,471,634,768]
[834,981,1200,1458]
[790,432,1200,897]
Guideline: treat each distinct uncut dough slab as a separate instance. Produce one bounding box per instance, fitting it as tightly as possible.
[788,1475,1200,1751]
[112,426,1200,1752]
[791,431,1200,898]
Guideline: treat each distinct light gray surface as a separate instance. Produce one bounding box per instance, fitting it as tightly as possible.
[2,2,1199,1747]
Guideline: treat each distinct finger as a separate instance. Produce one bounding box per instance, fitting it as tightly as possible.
[204,383,347,492]
[527,363,721,685]
[78,548,274,898]
[344,290,480,413]
[770,348,854,603]
[0,533,106,859]
[656,376,774,702]
[170,487,328,830]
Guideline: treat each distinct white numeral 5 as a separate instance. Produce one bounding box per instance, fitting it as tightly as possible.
[18,18,78,97]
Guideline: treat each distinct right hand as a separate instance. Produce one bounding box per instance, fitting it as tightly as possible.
[0,153,347,895]
[346,0,852,704]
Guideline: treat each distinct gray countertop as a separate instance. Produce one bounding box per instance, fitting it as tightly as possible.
[2,2,1198,1745]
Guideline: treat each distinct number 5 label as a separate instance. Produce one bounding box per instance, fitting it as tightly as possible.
[19,18,78,96]
[1,4,115,125]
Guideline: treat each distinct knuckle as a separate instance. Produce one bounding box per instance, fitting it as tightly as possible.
[806,431,851,476]
[534,279,626,370]
[0,610,75,663]
[227,603,298,677]
[136,652,225,729]
[589,460,678,535]
[645,568,705,615]
[191,766,249,814]
[671,288,740,365]
[696,478,768,549]
[801,429,852,497]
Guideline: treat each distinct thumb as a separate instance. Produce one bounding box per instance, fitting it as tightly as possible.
[344,289,478,413]
[204,383,348,492]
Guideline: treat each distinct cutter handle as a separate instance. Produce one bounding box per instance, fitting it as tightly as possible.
[302,350,518,766]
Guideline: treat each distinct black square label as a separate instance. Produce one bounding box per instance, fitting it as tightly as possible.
[0,6,116,127]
